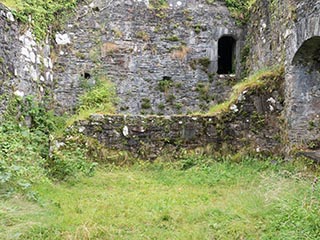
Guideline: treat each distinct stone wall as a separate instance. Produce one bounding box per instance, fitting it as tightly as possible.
[74,85,284,158]
[0,0,318,154]
[284,0,320,146]
[246,0,320,148]
[245,0,292,73]
[0,4,53,112]
[53,0,243,115]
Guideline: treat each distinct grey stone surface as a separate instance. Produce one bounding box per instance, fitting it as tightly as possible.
[284,0,320,145]
[53,0,243,115]
[75,86,284,158]
[0,3,53,113]
[245,0,320,148]
[0,0,319,154]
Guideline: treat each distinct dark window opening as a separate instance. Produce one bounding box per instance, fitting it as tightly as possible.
[162,76,172,81]
[292,36,320,70]
[81,72,91,79]
[218,36,236,74]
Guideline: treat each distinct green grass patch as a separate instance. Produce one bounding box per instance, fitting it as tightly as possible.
[208,65,284,115]
[66,75,117,126]
[149,0,168,9]
[1,157,319,239]
[224,0,257,25]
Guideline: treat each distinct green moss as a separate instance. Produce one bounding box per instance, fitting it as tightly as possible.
[195,83,212,102]
[193,24,207,34]
[75,51,86,60]
[158,78,173,92]
[206,0,215,4]
[158,103,165,110]
[190,58,211,72]
[149,0,168,9]
[141,98,151,109]
[198,58,211,68]
[166,94,176,104]
[174,102,183,110]
[208,65,284,115]
[165,35,180,42]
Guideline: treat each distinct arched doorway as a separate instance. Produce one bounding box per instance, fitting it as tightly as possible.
[287,36,320,143]
[217,36,236,74]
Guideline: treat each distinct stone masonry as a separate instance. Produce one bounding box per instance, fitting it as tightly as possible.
[53,0,243,115]
[0,0,320,155]
[0,4,53,113]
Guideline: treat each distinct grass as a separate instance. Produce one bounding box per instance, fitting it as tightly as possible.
[0,0,23,9]
[208,65,284,115]
[1,156,319,239]
[66,76,117,126]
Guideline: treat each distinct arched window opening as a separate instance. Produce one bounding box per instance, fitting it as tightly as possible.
[81,72,91,79]
[287,36,320,142]
[218,36,236,74]
[292,36,320,69]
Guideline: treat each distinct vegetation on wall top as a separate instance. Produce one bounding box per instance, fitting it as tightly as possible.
[0,0,260,41]
[0,0,78,40]
[208,65,284,115]
[223,0,257,24]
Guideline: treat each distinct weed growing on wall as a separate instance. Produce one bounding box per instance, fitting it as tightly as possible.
[1,0,78,40]
[205,0,257,24]
[149,0,168,9]
[208,65,284,115]
[67,75,117,126]
[224,0,257,24]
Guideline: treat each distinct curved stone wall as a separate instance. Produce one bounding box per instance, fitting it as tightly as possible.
[285,0,320,144]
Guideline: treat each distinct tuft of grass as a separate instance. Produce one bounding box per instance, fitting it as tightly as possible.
[149,0,168,9]
[1,0,23,9]
[136,31,150,41]
[171,45,190,60]
[208,65,284,115]
[101,42,118,57]
[66,76,117,126]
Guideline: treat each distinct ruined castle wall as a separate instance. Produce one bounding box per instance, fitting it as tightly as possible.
[53,0,243,115]
[284,0,320,145]
[246,0,320,147]
[0,4,53,111]
[74,86,284,159]
[245,0,292,73]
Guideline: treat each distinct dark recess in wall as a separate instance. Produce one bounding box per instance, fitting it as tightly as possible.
[218,36,236,74]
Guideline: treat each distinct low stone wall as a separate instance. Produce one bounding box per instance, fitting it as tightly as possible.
[74,88,284,158]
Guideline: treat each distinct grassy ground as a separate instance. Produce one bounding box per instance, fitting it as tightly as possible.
[1,157,319,239]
